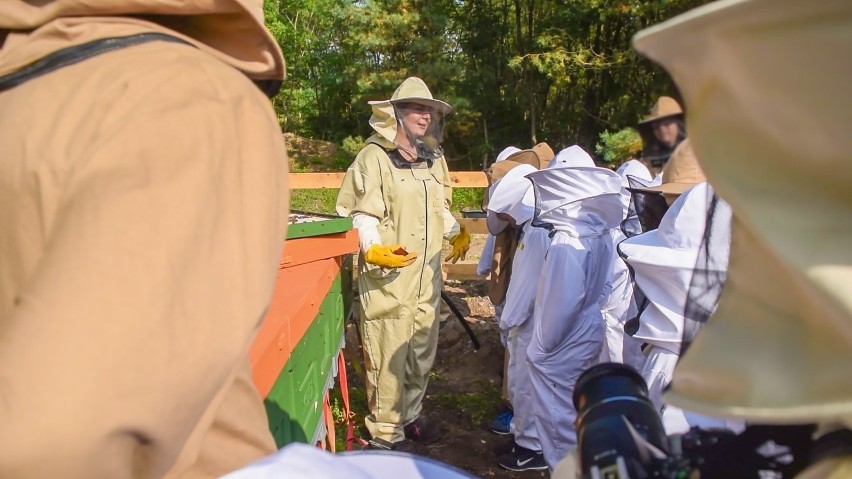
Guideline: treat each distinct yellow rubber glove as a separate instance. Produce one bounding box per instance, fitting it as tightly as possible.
[364,244,418,268]
[444,225,471,263]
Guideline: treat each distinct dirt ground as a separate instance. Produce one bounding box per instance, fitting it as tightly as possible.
[340,236,547,478]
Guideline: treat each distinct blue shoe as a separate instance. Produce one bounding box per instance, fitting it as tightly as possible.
[488,410,513,435]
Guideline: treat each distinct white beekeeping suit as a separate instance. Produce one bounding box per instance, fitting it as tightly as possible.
[477,147,522,276]
[499,146,601,458]
[619,182,743,435]
[525,161,624,469]
[599,160,652,369]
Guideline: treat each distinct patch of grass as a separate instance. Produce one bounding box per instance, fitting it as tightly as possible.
[290,187,485,216]
[329,383,370,451]
[290,189,339,215]
[430,379,503,425]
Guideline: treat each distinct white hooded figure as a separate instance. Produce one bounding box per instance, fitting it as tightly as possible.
[525,159,624,469]
[618,182,743,435]
[496,146,597,467]
[599,160,652,369]
[223,443,476,479]
[477,146,522,276]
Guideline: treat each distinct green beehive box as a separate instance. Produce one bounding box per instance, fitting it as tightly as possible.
[286,211,352,240]
[262,265,346,446]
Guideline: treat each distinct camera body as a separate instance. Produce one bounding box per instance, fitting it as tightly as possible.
[574,363,816,479]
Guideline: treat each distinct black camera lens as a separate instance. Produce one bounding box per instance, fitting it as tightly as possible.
[574,363,669,478]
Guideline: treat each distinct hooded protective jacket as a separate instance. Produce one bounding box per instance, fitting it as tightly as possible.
[524,165,624,468]
[599,160,652,369]
[0,2,288,479]
[336,78,456,442]
[498,147,591,452]
[620,183,742,434]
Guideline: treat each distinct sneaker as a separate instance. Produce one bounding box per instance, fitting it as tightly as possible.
[404,417,442,444]
[488,410,513,435]
[367,437,415,453]
[492,437,517,456]
[498,446,548,472]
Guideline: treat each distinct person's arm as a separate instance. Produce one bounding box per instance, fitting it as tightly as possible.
[443,208,461,240]
[436,157,461,241]
[0,52,287,479]
[476,234,496,276]
[337,151,416,269]
[352,213,382,253]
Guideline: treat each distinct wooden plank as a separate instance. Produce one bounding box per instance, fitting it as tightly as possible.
[447,171,489,188]
[458,217,490,235]
[289,171,489,189]
[442,262,487,281]
[290,172,346,189]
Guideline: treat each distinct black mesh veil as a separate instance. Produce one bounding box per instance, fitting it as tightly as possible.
[392,102,447,161]
[622,175,670,238]
[681,187,733,354]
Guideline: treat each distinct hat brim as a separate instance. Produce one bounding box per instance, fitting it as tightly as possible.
[637,112,684,126]
[368,97,452,115]
[489,158,538,183]
[486,212,509,236]
[503,150,542,168]
[628,181,694,196]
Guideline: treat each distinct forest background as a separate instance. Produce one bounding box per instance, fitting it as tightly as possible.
[264,0,713,174]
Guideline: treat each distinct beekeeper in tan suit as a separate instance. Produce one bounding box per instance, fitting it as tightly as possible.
[0,2,288,479]
[337,77,470,449]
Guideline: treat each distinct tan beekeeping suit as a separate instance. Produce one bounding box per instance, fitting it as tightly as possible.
[336,79,454,442]
[0,1,288,478]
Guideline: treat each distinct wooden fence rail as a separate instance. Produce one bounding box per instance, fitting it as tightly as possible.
[290,171,491,280]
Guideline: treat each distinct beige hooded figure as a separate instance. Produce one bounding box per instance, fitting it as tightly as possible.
[0,1,288,479]
[336,77,466,446]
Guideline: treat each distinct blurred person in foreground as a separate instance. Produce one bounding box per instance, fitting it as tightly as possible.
[336,77,469,450]
[0,1,289,479]
[554,0,852,477]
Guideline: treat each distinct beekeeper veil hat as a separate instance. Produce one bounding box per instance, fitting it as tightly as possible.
[368,77,452,160]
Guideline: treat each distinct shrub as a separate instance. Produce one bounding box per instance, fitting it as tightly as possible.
[595,128,642,167]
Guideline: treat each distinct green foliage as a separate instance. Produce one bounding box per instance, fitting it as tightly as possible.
[452,188,485,214]
[289,187,484,215]
[596,128,642,166]
[340,136,366,158]
[329,382,369,452]
[265,0,715,170]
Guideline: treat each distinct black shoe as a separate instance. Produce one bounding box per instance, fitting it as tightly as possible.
[404,416,442,444]
[492,437,517,456]
[367,437,415,453]
[498,446,548,471]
